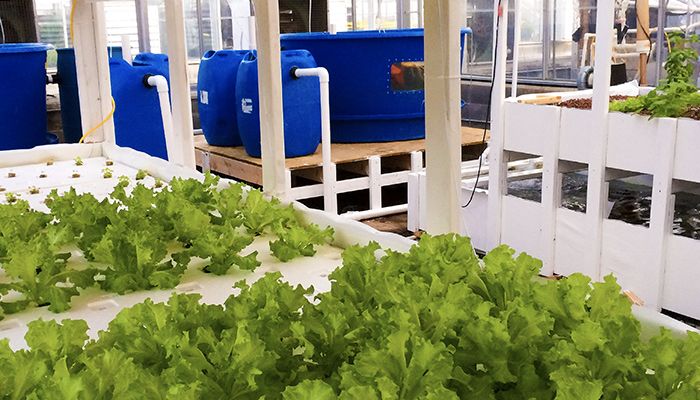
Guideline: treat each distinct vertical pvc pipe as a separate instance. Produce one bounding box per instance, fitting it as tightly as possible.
[424,0,464,234]
[584,1,615,281]
[165,0,196,167]
[253,0,287,198]
[487,0,510,249]
[655,0,667,85]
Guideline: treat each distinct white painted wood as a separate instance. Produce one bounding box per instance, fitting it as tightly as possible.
[368,156,382,211]
[601,220,658,307]
[503,102,558,156]
[410,151,423,172]
[486,0,509,248]
[459,185,489,251]
[407,172,420,232]
[554,208,590,277]
[423,0,464,234]
[607,113,661,174]
[584,0,615,283]
[73,0,115,144]
[559,108,593,163]
[164,0,196,168]
[663,236,700,320]
[673,119,700,182]
[253,0,286,198]
[209,0,223,51]
[539,106,562,276]
[646,117,678,310]
[501,196,545,262]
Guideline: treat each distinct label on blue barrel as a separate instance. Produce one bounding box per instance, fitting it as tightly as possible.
[241,98,253,114]
[200,90,209,105]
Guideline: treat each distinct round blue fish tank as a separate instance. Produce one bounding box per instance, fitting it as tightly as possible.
[281,28,471,143]
[0,43,52,150]
[198,49,250,146]
[236,50,321,158]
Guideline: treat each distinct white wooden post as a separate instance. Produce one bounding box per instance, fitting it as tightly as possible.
[423,0,464,234]
[164,0,196,167]
[253,0,287,198]
[487,0,509,248]
[72,0,115,144]
[584,1,615,280]
[210,0,223,50]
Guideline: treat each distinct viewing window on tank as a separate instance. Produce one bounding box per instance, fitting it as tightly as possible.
[390,61,425,91]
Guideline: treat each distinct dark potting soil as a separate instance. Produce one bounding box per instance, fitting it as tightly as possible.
[558,95,631,110]
[507,173,700,240]
[683,105,700,121]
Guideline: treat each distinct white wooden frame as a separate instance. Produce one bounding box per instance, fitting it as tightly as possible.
[72,0,196,168]
[431,0,700,319]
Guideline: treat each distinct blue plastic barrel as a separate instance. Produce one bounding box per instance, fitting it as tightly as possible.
[235,50,321,158]
[110,56,170,160]
[56,49,170,159]
[197,49,250,146]
[0,43,52,150]
[280,28,471,143]
[56,47,123,143]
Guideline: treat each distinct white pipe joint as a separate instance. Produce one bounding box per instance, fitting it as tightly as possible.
[293,66,329,83]
[146,74,181,165]
[292,66,336,214]
[147,74,169,93]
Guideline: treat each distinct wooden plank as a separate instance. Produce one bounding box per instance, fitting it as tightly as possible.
[194,126,487,171]
[195,147,263,185]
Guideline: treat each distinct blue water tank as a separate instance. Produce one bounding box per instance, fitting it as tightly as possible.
[235,50,321,158]
[280,28,471,143]
[0,43,52,150]
[110,56,170,160]
[56,49,170,159]
[56,47,123,143]
[198,49,250,146]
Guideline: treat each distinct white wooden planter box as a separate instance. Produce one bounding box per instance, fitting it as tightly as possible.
[437,94,700,319]
[664,118,700,319]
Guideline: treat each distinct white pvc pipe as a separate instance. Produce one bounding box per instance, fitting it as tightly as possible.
[342,204,409,221]
[147,75,179,165]
[249,16,257,50]
[293,67,337,214]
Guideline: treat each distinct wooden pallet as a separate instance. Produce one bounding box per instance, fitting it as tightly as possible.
[195,127,488,218]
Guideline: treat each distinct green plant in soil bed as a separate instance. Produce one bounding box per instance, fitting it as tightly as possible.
[0,234,697,399]
[0,174,333,315]
[611,33,700,119]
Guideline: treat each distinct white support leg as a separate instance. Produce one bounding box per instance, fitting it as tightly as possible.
[368,156,382,211]
[164,0,196,168]
[410,151,423,172]
[649,118,678,309]
[487,0,509,248]
[253,0,287,199]
[424,0,464,234]
[73,0,114,144]
[540,121,561,276]
[584,1,615,280]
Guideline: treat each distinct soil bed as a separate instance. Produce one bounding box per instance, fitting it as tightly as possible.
[558,96,630,110]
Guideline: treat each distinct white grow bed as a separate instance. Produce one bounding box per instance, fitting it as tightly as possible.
[420,83,700,320]
[0,143,413,350]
